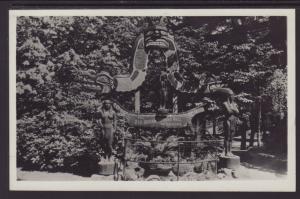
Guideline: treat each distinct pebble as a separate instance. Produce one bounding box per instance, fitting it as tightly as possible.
[145,175,161,181]
[217,173,226,179]
[168,171,177,181]
[91,174,114,181]
[123,169,138,181]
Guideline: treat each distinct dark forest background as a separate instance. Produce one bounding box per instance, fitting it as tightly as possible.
[16,16,287,173]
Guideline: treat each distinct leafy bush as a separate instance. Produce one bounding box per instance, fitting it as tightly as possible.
[17,111,99,173]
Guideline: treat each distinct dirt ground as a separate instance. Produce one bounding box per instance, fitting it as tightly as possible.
[16,164,286,181]
[16,143,288,181]
[17,138,287,181]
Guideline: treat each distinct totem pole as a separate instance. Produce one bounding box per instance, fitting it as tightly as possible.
[75,17,241,172]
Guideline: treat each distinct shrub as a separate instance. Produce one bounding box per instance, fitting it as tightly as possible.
[17,111,102,175]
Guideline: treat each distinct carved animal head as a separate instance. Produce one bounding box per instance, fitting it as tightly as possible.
[75,69,116,94]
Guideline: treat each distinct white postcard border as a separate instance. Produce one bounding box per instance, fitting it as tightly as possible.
[9,9,296,192]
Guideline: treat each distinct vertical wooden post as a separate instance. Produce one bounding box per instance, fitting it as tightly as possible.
[123,139,127,178]
[212,117,217,136]
[134,90,140,113]
[196,118,201,142]
[172,95,178,113]
[202,119,207,136]
[177,143,180,181]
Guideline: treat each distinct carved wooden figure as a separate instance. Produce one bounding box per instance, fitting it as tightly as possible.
[99,100,117,161]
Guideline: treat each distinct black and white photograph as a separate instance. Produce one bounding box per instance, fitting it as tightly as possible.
[9,9,295,191]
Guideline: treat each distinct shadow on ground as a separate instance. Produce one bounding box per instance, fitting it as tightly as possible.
[234,147,287,176]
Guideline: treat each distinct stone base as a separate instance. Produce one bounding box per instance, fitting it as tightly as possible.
[172,164,194,176]
[157,108,169,115]
[145,163,172,176]
[98,161,116,176]
[218,155,240,170]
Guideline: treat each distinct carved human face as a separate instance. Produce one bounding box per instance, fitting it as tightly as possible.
[144,25,170,51]
[104,102,111,110]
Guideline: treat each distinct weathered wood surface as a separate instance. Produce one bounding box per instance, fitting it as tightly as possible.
[114,101,206,128]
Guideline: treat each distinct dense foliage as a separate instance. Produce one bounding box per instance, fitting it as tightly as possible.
[16,16,287,174]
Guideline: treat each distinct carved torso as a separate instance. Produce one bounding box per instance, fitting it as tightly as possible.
[100,109,115,128]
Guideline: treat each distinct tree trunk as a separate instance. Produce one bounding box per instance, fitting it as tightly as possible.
[249,113,256,147]
[257,98,262,147]
[240,119,247,150]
